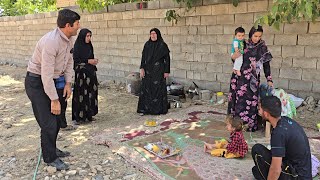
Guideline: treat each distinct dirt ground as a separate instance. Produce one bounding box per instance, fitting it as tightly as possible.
[0,64,154,180]
[0,64,319,180]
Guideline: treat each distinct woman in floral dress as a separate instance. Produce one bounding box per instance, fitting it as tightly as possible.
[227,26,273,132]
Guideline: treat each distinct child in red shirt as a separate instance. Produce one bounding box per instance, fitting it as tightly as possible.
[204,115,248,158]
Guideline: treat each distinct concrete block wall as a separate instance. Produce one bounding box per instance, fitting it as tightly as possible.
[0,0,320,98]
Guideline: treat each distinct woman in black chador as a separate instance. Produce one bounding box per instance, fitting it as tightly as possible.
[72,28,99,124]
[137,28,170,115]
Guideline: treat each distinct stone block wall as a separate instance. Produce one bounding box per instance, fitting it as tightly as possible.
[0,0,320,98]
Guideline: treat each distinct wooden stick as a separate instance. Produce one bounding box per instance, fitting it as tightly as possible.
[265,122,271,138]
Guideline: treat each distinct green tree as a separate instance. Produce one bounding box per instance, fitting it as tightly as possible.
[0,0,57,16]
[0,0,17,16]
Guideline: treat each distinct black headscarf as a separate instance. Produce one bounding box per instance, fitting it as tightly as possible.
[74,28,94,63]
[149,28,164,42]
[141,28,170,69]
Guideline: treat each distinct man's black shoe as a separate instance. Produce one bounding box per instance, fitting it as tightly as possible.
[56,148,71,157]
[47,158,69,171]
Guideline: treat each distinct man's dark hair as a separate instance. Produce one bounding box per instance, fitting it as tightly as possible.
[57,9,80,28]
[235,27,245,35]
[260,96,281,118]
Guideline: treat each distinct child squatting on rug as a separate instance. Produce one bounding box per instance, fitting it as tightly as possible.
[204,115,248,158]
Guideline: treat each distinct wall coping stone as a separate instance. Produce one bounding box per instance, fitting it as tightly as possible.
[0,0,267,22]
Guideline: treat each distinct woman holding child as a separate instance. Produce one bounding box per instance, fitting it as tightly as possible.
[227,26,273,132]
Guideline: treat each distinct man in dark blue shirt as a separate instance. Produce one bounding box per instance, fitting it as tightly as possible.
[251,96,312,179]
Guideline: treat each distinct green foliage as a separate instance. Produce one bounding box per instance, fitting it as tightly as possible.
[232,0,239,7]
[166,0,240,23]
[0,0,57,16]
[256,0,320,30]
[76,0,141,12]
[76,0,107,12]
[170,0,320,30]
[0,0,16,16]
[165,0,197,24]
[165,9,180,24]
[173,0,196,9]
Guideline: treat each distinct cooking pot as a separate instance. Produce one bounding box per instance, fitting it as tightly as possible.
[168,84,184,96]
[170,84,184,90]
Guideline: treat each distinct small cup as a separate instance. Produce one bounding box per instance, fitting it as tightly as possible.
[146,143,153,150]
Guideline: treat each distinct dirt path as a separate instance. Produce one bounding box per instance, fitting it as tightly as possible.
[0,65,153,180]
[0,64,319,180]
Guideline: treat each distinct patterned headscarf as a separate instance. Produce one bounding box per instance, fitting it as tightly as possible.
[246,26,272,92]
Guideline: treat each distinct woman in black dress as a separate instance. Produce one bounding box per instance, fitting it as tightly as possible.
[72,28,99,124]
[137,28,170,115]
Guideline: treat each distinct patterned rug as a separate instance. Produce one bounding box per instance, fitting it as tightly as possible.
[91,106,267,179]
[183,145,253,179]
[91,104,320,179]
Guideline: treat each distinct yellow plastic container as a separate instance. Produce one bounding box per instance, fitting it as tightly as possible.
[145,120,157,126]
[216,92,223,96]
[216,92,225,104]
[151,120,156,126]
[148,120,153,126]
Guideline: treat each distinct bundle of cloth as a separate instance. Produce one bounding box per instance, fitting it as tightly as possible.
[312,154,320,178]
[259,84,296,118]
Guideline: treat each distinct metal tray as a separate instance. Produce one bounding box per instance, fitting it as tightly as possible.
[144,142,180,159]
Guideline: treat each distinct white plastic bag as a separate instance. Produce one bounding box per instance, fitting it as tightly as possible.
[311,154,320,177]
[288,94,304,108]
[126,84,131,93]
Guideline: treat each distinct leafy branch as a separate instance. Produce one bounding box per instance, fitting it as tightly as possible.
[165,0,239,24]
[255,0,320,30]
[168,0,320,29]
[165,10,180,24]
